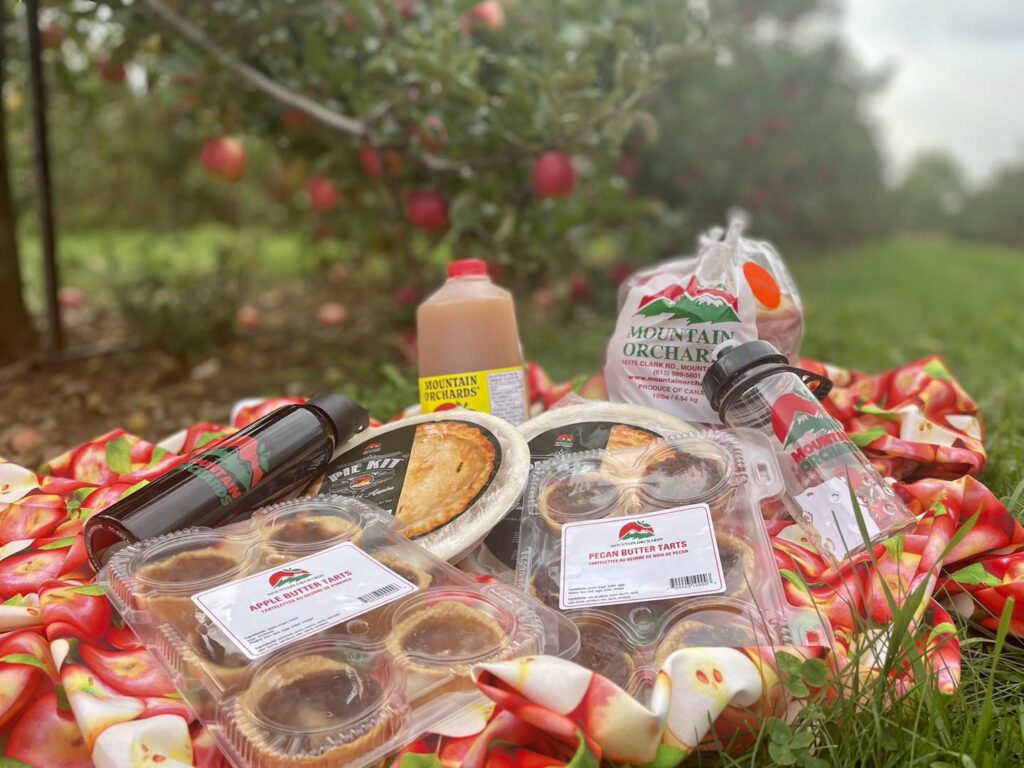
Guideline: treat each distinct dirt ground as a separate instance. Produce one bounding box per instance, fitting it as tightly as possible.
[0,298,416,470]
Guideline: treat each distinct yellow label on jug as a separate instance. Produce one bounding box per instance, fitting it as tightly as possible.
[419,366,527,425]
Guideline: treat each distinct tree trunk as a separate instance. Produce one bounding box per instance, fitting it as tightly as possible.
[0,6,38,363]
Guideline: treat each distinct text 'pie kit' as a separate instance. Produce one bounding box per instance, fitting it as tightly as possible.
[100,497,578,768]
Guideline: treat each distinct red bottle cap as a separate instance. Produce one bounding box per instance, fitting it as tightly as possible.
[447,259,488,278]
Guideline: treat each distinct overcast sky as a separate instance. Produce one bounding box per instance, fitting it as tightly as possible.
[841,0,1024,183]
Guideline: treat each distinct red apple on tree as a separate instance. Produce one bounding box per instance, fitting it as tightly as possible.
[305,175,340,212]
[461,1,505,34]
[97,58,126,85]
[281,107,309,131]
[360,145,403,178]
[394,285,419,306]
[200,136,246,182]
[406,190,449,232]
[568,272,592,303]
[533,152,578,199]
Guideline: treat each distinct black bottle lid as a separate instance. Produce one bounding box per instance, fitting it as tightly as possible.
[702,341,787,412]
[702,340,832,415]
[307,393,370,445]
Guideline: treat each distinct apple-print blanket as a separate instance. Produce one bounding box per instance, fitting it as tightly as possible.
[0,356,1016,767]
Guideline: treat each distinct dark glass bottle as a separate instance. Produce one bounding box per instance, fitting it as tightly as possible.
[84,393,368,570]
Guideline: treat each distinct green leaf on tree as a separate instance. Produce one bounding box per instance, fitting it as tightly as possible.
[105,436,133,475]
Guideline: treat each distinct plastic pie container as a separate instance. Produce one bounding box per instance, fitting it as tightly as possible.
[516,429,830,703]
[100,496,579,768]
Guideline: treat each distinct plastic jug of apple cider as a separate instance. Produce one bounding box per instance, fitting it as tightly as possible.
[417,259,528,425]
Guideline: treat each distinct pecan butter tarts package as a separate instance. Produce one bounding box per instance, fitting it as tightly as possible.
[516,429,829,702]
[99,497,578,768]
[475,400,694,575]
[308,410,530,562]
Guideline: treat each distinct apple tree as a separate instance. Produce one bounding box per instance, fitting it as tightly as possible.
[77,0,704,299]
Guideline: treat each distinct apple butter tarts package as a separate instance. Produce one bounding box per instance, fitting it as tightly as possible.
[308,411,530,562]
[99,497,578,768]
[516,429,829,701]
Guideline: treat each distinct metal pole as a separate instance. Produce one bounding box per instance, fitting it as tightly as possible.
[24,0,62,350]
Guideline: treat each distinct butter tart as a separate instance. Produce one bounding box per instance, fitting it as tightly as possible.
[235,654,398,767]
[572,614,635,690]
[386,599,512,696]
[654,607,766,666]
[263,514,360,548]
[537,471,621,534]
[639,444,729,506]
[396,422,497,539]
[136,546,244,633]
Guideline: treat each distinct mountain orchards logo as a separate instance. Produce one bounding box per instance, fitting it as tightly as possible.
[771,392,839,448]
[618,520,655,541]
[268,567,312,589]
[635,276,740,325]
[554,433,574,450]
[183,435,271,505]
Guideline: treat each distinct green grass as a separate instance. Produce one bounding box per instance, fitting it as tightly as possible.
[17,225,315,312]
[791,237,1024,507]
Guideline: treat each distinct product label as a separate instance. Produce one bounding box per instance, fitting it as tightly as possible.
[316,419,502,538]
[419,366,527,425]
[182,434,270,506]
[192,542,415,659]
[606,273,757,423]
[484,421,660,569]
[770,391,892,556]
[559,505,725,610]
[795,477,882,557]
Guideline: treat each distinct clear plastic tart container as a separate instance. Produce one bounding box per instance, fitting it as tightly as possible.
[100,497,578,768]
[473,401,695,575]
[516,429,831,703]
[307,411,530,562]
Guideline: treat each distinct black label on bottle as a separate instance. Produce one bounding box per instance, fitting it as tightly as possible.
[484,421,660,569]
[316,419,502,539]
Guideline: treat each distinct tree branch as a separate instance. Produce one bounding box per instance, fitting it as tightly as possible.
[140,0,366,138]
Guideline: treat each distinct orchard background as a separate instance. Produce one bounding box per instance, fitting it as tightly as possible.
[0,0,1022,492]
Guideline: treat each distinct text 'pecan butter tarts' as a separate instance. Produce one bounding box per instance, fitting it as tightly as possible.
[313,412,529,561]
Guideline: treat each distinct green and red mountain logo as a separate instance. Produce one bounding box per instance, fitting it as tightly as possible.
[635,276,739,324]
[203,435,270,493]
[618,520,655,541]
[554,433,574,449]
[772,392,839,448]
[268,567,312,588]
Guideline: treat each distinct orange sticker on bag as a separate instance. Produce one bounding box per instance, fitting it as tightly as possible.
[743,261,781,309]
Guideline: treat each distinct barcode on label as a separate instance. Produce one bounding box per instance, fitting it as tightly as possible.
[669,573,713,589]
[357,583,402,604]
